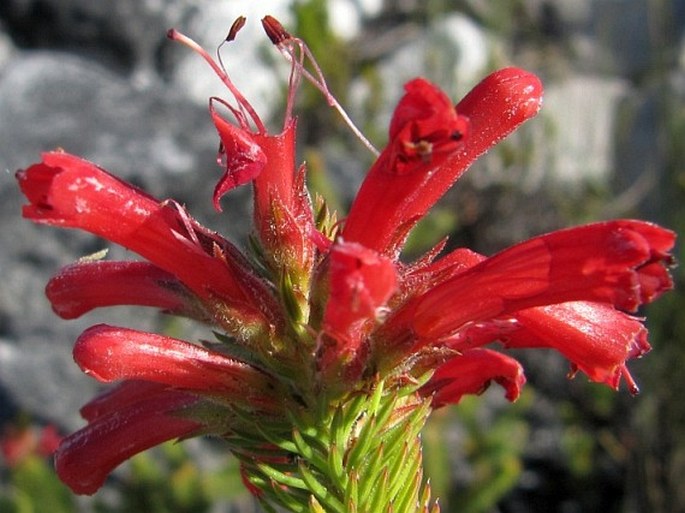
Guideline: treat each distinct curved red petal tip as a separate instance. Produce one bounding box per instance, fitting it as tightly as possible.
[496,67,544,119]
[262,15,290,45]
[478,67,543,119]
[425,349,526,408]
[210,107,267,210]
[457,67,543,144]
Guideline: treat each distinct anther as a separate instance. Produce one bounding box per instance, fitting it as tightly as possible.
[262,15,291,45]
[226,16,247,42]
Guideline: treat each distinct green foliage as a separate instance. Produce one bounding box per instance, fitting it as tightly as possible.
[0,455,75,513]
[1,439,248,513]
[423,391,531,513]
[234,379,437,513]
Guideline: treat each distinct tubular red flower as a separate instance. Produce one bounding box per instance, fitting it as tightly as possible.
[251,121,317,275]
[211,86,315,284]
[421,348,526,407]
[251,121,298,221]
[505,302,651,393]
[55,385,202,495]
[46,260,197,320]
[343,68,543,257]
[73,324,275,404]
[412,220,675,340]
[320,241,398,375]
[323,242,398,340]
[435,300,651,393]
[17,151,277,332]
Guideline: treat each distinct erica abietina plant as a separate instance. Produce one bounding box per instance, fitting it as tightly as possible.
[16,16,675,512]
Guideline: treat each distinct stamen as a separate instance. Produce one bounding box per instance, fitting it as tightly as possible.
[167,26,266,134]
[261,15,379,157]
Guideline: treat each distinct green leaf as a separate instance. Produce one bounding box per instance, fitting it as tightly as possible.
[297,459,345,513]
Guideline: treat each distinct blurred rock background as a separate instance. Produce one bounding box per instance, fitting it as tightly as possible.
[0,1,683,512]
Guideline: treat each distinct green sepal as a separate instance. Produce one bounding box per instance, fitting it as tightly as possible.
[209,331,266,371]
[309,495,327,513]
[279,269,309,334]
[368,467,391,513]
[344,469,360,511]
[327,442,345,484]
[357,441,386,505]
[256,462,308,490]
[292,428,330,478]
[297,459,346,513]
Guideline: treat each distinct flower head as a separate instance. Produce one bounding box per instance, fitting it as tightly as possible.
[16,15,674,509]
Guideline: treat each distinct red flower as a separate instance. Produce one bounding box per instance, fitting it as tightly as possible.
[377,221,673,397]
[319,241,398,380]
[17,151,278,337]
[55,382,203,494]
[171,24,316,285]
[411,220,673,339]
[73,324,276,403]
[46,261,194,320]
[15,16,675,497]
[53,323,282,494]
[342,68,543,257]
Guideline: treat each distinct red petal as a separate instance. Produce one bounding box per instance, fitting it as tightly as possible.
[79,380,177,422]
[211,107,267,210]
[55,386,201,495]
[73,324,273,403]
[323,242,398,346]
[507,302,651,391]
[46,261,194,319]
[250,120,318,277]
[422,348,526,407]
[252,120,297,221]
[455,67,545,160]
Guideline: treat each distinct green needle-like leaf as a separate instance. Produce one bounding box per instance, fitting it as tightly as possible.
[298,460,346,513]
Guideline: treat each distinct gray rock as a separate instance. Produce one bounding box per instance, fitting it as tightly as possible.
[538,74,629,186]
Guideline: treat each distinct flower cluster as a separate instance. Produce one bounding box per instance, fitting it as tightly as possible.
[16,16,674,511]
